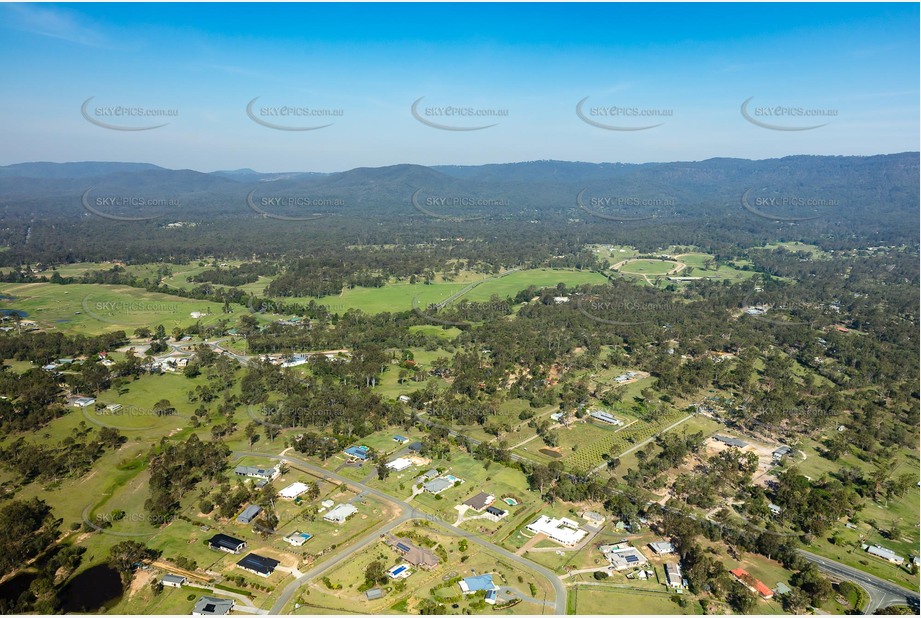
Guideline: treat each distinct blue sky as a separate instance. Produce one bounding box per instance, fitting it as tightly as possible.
[0,2,917,172]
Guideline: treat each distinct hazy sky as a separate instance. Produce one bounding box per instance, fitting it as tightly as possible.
[0,2,917,172]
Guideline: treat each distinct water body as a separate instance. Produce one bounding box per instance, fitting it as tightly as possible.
[60,564,123,613]
[0,571,38,604]
[0,309,28,317]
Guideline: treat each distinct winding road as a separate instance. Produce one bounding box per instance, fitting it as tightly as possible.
[796,549,919,614]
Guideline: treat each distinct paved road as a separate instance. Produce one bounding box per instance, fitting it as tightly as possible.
[797,549,920,614]
[233,450,567,615]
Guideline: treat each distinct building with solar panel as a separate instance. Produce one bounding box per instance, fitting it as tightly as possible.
[599,542,649,570]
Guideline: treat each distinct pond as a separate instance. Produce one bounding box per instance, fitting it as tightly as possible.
[60,564,123,613]
[0,571,38,604]
[0,309,28,318]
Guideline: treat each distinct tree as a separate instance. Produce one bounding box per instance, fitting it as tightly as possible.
[108,541,159,585]
[364,560,386,585]
[727,582,758,614]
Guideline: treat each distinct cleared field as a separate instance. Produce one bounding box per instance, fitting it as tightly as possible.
[306,268,607,315]
[568,585,696,615]
[616,259,679,276]
[0,282,231,335]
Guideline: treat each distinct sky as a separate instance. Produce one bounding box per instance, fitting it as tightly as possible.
[0,2,917,172]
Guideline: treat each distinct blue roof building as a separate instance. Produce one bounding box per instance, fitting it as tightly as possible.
[459,574,498,594]
[344,445,370,460]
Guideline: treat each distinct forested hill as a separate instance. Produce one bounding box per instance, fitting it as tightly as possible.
[0,153,917,264]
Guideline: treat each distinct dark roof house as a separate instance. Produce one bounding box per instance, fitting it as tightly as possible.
[208,533,246,553]
[463,492,495,511]
[237,553,280,577]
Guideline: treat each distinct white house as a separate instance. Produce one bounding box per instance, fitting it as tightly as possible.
[323,504,358,524]
[526,515,587,546]
[278,482,310,499]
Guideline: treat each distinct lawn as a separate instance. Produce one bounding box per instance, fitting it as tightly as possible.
[568,585,697,615]
[617,259,680,276]
[0,282,232,336]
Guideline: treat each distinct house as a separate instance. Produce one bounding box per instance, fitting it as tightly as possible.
[649,541,676,555]
[192,596,235,616]
[713,434,748,448]
[422,478,453,494]
[485,589,498,604]
[581,511,606,527]
[71,396,96,408]
[386,457,413,472]
[365,588,383,601]
[420,469,439,481]
[463,492,495,511]
[407,441,423,453]
[664,563,683,590]
[772,446,793,461]
[323,503,358,524]
[863,544,905,565]
[236,504,262,524]
[387,564,412,579]
[600,543,649,570]
[208,534,246,554]
[393,434,409,443]
[730,568,774,599]
[234,465,279,481]
[384,535,441,569]
[161,574,186,588]
[344,445,370,461]
[236,553,279,577]
[526,515,587,546]
[484,506,507,522]
[589,410,623,426]
[459,574,498,594]
[105,403,122,413]
[283,531,313,547]
[768,503,782,516]
[550,412,565,422]
[278,482,310,499]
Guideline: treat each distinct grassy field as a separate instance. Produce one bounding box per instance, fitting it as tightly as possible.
[0,282,232,336]
[305,268,608,315]
[616,259,679,276]
[568,585,697,615]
